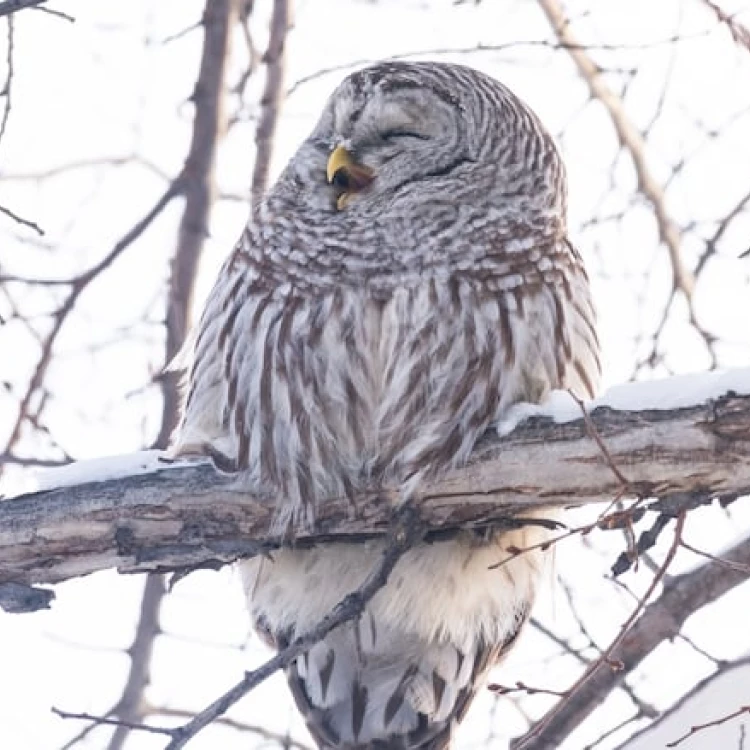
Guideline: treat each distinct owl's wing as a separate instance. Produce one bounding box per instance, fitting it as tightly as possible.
[554,239,601,399]
[495,238,600,405]
[172,243,272,467]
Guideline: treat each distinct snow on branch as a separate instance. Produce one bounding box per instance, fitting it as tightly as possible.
[1,369,749,613]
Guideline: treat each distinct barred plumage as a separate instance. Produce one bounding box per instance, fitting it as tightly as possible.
[173,61,600,748]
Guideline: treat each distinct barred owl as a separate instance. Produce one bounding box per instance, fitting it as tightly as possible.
[173,61,600,749]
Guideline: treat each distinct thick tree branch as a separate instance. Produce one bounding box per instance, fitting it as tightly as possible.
[0,373,748,611]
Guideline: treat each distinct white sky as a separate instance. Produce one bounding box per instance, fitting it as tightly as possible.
[1,0,750,748]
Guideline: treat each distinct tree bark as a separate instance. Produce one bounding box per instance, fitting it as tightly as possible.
[1,383,748,611]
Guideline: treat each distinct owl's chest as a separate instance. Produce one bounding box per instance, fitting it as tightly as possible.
[283,284,451,454]
[235,278,532,503]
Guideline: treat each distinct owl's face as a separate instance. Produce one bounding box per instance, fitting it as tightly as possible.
[275,61,564,224]
[320,67,472,210]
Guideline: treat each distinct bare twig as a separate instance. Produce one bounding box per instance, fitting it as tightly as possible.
[694,185,750,276]
[0,15,13,150]
[164,507,422,749]
[667,705,750,747]
[538,0,692,297]
[52,708,172,738]
[699,0,750,54]
[512,525,750,749]
[106,575,165,750]
[680,538,750,574]
[109,2,237,744]
[285,33,722,98]
[0,202,44,235]
[538,0,719,366]
[613,656,750,750]
[0,451,67,468]
[489,681,570,699]
[151,706,313,749]
[513,512,687,749]
[1,178,184,474]
[250,0,290,213]
[569,390,630,487]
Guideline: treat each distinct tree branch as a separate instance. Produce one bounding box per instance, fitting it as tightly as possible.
[155,0,237,449]
[0,0,46,18]
[250,0,290,213]
[0,371,748,611]
[105,574,165,750]
[513,530,750,749]
[109,2,237,745]
[537,0,721,369]
[538,0,693,298]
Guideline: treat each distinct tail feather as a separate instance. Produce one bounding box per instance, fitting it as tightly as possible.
[284,613,520,749]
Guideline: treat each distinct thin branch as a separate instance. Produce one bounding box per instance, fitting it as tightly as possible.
[285,32,723,98]
[513,511,686,749]
[105,575,165,750]
[0,154,172,183]
[0,15,14,151]
[1,178,184,471]
[167,508,421,750]
[538,0,691,294]
[538,0,719,365]
[680,538,750,573]
[0,201,44,235]
[0,451,68,468]
[155,0,236,448]
[569,390,629,487]
[699,0,750,54]
[512,526,750,749]
[0,0,46,18]
[151,706,313,750]
[250,0,290,213]
[613,656,750,750]
[52,708,172,739]
[668,705,750,747]
[54,509,422,750]
[694,185,750,276]
[110,2,238,744]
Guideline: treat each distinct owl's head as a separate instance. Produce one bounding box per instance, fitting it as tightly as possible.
[274,61,565,224]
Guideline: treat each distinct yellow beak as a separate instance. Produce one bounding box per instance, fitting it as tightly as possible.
[326,146,375,209]
[326,145,354,184]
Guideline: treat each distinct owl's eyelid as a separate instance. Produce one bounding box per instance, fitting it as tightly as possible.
[380,129,429,141]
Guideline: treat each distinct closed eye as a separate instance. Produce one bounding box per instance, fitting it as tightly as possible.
[381,129,429,141]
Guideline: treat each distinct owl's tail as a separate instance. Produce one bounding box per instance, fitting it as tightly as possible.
[282,613,516,749]
[245,528,547,748]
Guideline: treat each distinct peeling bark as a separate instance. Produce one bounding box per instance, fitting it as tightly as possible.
[1,389,749,610]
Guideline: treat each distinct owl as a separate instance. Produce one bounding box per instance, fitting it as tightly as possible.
[173,61,600,749]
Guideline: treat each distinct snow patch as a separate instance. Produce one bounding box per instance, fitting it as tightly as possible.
[33,450,186,492]
[499,368,750,432]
